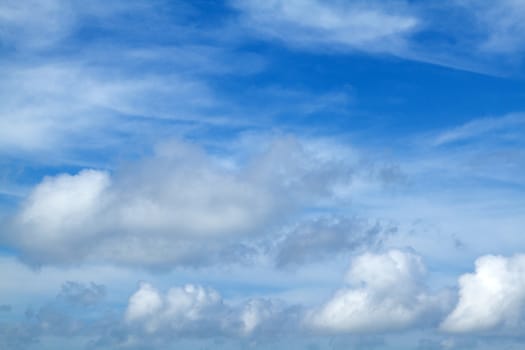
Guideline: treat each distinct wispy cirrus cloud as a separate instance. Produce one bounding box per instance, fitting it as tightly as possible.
[231,0,525,75]
[231,0,418,55]
[0,0,155,50]
[0,0,76,49]
[432,113,525,146]
[0,0,266,163]
[461,0,525,55]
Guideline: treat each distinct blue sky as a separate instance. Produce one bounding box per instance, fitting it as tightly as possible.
[1,0,525,349]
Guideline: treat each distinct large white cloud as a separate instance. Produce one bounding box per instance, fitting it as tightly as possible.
[305,250,450,333]
[441,254,525,333]
[4,137,365,267]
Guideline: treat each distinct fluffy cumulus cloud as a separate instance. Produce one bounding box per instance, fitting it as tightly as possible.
[125,283,225,335]
[6,169,111,263]
[305,250,451,333]
[0,279,293,348]
[124,282,286,338]
[2,137,363,267]
[441,254,525,333]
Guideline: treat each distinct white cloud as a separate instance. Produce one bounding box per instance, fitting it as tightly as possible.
[0,3,263,158]
[238,298,287,336]
[441,254,525,333]
[125,283,223,334]
[8,170,110,263]
[0,0,148,50]
[4,137,359,267]
[306,250,450,333]
[460,0,525,54]
[125,283,164,324]
[432,113,525,146]
[0,63,222,155]
[344,249,425,293]
[124,282,284,337]
[232,0,418,54]
[231,0,525,74]
[240,299,269,335]
[0,0,75,49]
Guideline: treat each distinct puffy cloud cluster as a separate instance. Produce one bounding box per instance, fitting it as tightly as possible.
[124,282,285,337]
[125,283,224,335]
[6,251,525,349]
[306,250,451,333]
[441,254,525,333]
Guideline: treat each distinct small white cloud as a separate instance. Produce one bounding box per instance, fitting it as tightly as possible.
[125,283,222,334]
[124,282,284,337]
[240,299,280,335]
[441,254,525,333]
[125,282,164,325]
[306,250,450,333]
[10,169,110,262]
